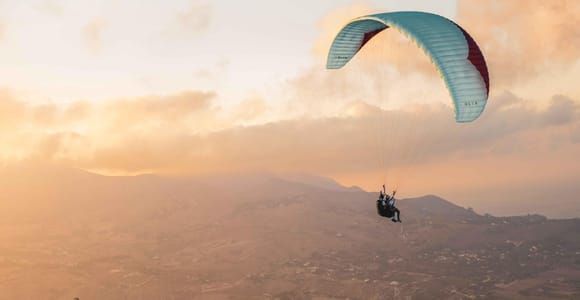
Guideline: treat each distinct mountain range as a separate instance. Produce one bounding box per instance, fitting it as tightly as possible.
[0,165,578,299]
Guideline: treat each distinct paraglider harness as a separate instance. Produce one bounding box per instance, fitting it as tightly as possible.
[376,184,401,222]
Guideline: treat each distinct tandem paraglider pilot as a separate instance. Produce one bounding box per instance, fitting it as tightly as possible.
[376,184,402,223]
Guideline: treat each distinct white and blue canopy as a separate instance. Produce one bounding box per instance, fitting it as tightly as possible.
[327,11,489,122]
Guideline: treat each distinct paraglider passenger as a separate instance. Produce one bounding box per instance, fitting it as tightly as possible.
[376,185,402,223]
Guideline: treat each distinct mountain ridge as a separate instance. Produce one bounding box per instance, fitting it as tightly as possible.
[0,164,579,299]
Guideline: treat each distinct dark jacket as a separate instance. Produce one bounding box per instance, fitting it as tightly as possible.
[376,199,394,218]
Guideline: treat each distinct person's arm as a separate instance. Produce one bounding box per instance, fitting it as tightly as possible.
[391,191,397,205]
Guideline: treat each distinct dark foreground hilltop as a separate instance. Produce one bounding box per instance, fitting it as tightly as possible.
[0,166,579,299]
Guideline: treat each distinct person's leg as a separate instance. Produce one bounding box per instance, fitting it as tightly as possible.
[394,208,402,222]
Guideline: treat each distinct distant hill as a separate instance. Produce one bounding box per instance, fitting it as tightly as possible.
[399,195,482,221]
[277,173,364,193]
[0,165,579,299]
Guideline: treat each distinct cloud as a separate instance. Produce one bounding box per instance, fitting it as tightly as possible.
[458,0,580,86]
[82,18,105,54]
[4,85,579,173]
[541,95,578,126]
[2,83,580,206]
[282,57,448,120]
[232,96,268,123]
[0,89,222,162]
[104,90,216,125]
[38,0,64,16]
[340,101,382,118]
[32,104,59,125]
[0,21,4,42]
[193,58,230,82]
[176,1,211,35]
[0,89,27,129]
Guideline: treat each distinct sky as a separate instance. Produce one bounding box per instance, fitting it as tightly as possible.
[1,0,579,215]
[0,0,456,103]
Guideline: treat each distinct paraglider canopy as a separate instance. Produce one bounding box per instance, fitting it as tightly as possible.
[326,11,489,122]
